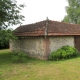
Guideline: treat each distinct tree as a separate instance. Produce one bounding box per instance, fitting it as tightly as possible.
[0,0,25,48]
[0,0,25,29]
[0,29,15,48]
[62,0,80,24]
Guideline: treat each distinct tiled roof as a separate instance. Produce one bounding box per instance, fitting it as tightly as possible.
[14,20,80,37]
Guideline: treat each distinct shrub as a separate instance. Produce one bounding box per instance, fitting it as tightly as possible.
[12,51,28,63]
[49,45,79,61]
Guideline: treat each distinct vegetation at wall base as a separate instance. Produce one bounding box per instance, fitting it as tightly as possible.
[11,51,28,63]
[49,45,79,61]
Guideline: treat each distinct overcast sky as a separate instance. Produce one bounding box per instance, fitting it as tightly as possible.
[13,0,68,29]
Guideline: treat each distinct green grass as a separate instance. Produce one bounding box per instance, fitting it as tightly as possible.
[0,49,80,80]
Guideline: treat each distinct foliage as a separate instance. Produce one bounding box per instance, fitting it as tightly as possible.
[49,45,79,61]
[12,51,28,63]
[0,0,25,47]
[0,29,16,48]
[0,0,25,29]
[62,0,80,24]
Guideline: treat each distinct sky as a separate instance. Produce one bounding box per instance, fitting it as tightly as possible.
[13,0,68,29]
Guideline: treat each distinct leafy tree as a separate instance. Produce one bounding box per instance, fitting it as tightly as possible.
[0,29,15,49]
[62,0,80,24]
[0,0,25,29]
[0,0,25,48]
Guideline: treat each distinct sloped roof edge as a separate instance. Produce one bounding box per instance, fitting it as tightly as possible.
[14,20,80,37]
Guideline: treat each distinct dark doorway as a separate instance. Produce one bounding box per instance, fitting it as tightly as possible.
[75,36,80,52]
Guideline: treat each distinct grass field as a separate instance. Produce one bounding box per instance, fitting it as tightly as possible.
[0,49,80,80]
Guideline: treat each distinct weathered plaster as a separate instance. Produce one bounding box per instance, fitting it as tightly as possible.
[49,36,74,53]
[10,36,74,60]
[10,37,45,59]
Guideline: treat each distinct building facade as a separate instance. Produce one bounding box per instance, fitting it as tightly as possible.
[10,19,80,59]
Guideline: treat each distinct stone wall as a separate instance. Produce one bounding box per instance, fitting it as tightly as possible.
[10,37,45,59]
[10,36,74,59]
[49,36,74,53]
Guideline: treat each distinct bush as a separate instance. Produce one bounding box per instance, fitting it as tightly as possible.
[49,45,79,61]
[12,51,28,63]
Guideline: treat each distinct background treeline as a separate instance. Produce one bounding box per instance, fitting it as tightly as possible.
[0,42,9,49]
[0,29,15,49]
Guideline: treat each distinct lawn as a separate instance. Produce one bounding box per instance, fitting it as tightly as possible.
[0,49,80,80]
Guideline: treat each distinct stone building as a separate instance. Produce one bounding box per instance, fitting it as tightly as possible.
[10,19,80,60]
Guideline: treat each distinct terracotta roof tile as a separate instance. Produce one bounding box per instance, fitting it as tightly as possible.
[14,20,80,36]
